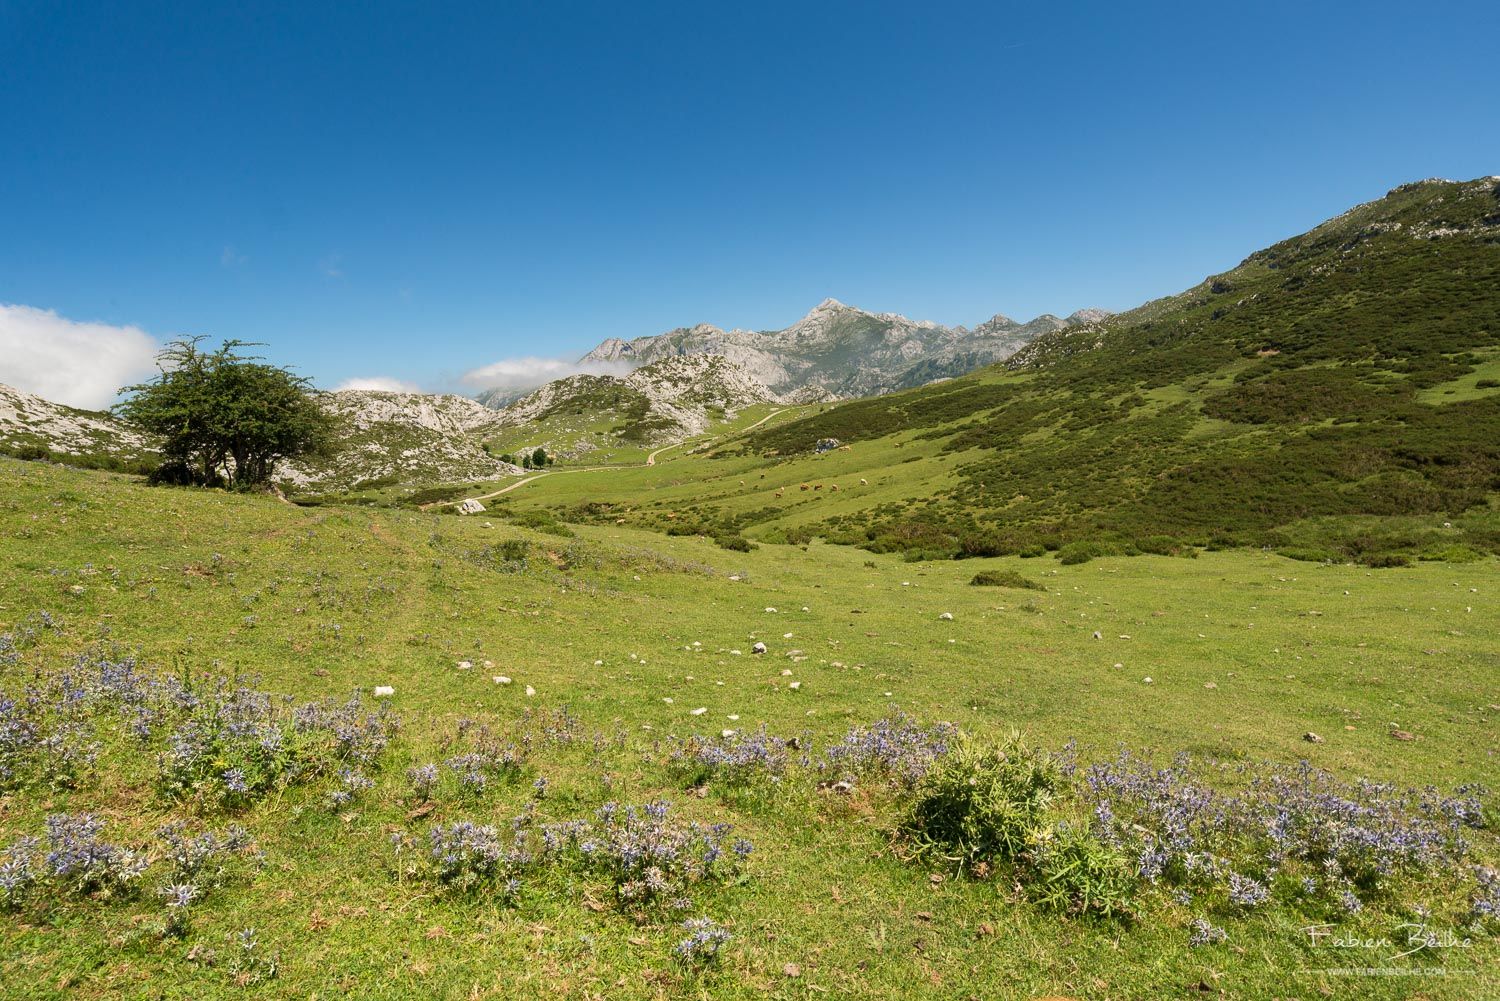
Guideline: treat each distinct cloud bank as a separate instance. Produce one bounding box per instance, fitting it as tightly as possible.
[332,376,422,393]
[0,304,162,410]
[460,356,634,393]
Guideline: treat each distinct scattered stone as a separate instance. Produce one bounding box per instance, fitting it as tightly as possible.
[1092,631,1102,640]
[1142,677,1153,684]
[493,675,512,685]
[1303,732,1324,743]
[457,660,473,670]
[524,685,535,697]
[938,612,953,621]
[751,642,768,654]
[765,607,778,613]
[789,681,802,690]
[1203,681,1217,690]
[781,669,793,676]
[373,685,395,698]
[1390,729,1417,741]
[690,707,707,716]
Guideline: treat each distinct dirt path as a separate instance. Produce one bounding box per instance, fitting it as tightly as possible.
[644,442,678,466]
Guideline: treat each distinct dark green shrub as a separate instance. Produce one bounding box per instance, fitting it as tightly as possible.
[1057,540,1121,565]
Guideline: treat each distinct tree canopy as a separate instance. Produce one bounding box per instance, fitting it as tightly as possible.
[116,339,334,489]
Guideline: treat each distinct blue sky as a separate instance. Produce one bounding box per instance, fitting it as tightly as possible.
[1,1,1496,404]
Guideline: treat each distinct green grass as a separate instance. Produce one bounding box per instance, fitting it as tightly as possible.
[1,458,1496,999]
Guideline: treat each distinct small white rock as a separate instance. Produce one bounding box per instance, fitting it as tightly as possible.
[493,675,512,685]
[788,681,801,690]
[457,660,473,670]
[1142,677,1153,684]
[691,707,707,716]
[662,697,674,704]
[373,685,395,698]
[939,612,953,621]
[751,642,768,654]
[765,607,778,613]
[524,685,536,697]
[781,669,793,676]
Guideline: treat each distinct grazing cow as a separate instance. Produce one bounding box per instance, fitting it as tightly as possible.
[813,484,823,491]
[859,478,868,485]
[800,483,810,491]
[830,484,839,492]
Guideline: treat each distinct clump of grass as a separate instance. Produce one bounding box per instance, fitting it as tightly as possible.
[968,569,1044,590]
[897,732,1058,869]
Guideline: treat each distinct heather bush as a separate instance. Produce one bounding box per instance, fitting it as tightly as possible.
[667,725,798,787]
[822,713,957,788]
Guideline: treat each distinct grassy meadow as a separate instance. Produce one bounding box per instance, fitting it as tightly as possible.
[1,456,1496,999]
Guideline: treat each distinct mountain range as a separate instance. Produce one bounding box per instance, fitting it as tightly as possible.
[566,298,1109,402]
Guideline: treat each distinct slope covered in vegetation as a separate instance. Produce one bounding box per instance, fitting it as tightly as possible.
[606,177,1500,566]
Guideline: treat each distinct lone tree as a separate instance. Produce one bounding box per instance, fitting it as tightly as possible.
[531,446,548,468]
[116,338,334,489]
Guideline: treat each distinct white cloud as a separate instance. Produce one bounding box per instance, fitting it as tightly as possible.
[460,356,633,392]
[332,376,421,393]
[0,303,161,410]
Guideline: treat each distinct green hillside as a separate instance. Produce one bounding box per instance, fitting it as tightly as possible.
[505,178,1500,567]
